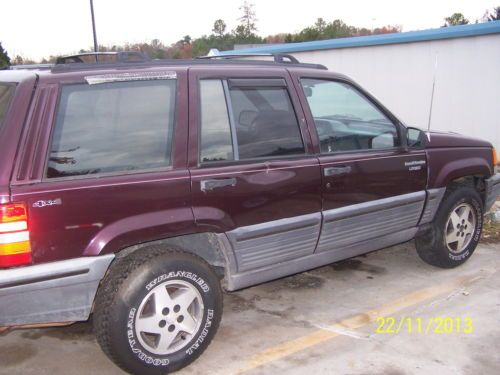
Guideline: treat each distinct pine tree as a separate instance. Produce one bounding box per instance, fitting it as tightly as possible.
[0,42,10,68]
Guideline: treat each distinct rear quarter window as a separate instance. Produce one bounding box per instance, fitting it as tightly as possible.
[47,79,176,178]
[0,83,15,130]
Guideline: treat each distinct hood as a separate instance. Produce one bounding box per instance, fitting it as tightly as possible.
[426,130,492,149]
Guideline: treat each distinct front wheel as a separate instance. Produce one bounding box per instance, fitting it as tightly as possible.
[94,247,223,375]
[416,186,483,268]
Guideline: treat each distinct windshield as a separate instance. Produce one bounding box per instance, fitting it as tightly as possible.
[0,83,15,130]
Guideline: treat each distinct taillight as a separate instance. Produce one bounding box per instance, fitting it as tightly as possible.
[0,203,32,267]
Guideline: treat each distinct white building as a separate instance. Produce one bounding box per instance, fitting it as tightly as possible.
[224,22,500,151]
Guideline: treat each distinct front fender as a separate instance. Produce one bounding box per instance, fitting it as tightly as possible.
[427,148,493,188]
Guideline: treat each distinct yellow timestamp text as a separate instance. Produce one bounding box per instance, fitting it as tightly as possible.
[375,316,473,334]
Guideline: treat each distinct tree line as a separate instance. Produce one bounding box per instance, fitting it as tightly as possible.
[2,3,500,67]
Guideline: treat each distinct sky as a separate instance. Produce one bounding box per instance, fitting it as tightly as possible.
[0,0,497,60]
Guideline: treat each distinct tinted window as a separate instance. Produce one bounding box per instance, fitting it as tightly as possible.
[229,85,304,159]
[48,79,176,178]
[0,84,15,130]
[200,80,233,162]
[301,79,398,153]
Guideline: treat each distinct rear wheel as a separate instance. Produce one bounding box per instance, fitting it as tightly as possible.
[94,247,223,374]
[416,186,483,268]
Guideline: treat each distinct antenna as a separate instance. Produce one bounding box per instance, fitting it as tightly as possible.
[427,54,438,131]
[90,0,98,62]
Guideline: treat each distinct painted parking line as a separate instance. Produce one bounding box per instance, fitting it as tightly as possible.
[230,268,494,374]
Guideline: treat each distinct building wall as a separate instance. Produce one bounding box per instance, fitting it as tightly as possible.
[291,34,500,151]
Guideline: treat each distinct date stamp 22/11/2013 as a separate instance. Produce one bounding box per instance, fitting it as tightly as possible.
[375,317,473,334]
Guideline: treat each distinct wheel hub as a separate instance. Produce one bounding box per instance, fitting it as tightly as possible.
[135,280,204,355]
[444,203,476,253]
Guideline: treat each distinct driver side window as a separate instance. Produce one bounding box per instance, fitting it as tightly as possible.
[300,78,399,153]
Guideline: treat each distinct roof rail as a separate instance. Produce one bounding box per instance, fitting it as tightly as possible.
[55,51,150,64]
[198,52,300,64]
[198,51,327,70]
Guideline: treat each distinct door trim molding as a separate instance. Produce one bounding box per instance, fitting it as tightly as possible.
[224,227,417,291]
[220,190,436,291]
[323,191,425,222]
[225,213,322,273]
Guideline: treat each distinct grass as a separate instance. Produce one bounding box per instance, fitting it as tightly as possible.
[482,218,500,244]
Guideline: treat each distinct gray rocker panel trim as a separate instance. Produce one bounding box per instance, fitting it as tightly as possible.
[420,188,446,224]
[225,227,418,291]
[226,213,321,273]
[317,191,425,253]
[0,254,114,326]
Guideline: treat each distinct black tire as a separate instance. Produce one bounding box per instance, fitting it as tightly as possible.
[415,185,483,268]
[93,247,223,375]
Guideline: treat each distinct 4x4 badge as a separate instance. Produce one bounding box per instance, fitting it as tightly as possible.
[33,199,62,208]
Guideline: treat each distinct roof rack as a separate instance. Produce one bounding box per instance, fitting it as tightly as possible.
[5,50,327,73]
[197,51,326,70]
[6,50,326,73]
[198,52,301,64]
[55,51,150,64]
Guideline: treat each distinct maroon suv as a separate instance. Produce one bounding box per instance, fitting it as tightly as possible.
[0,52,499,374]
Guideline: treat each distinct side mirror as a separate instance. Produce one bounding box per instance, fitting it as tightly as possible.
[407,127,428,148]
[303,86,313,97]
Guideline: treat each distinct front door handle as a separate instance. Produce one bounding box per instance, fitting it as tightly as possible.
[324,166,352,177]
[200,178,237,192]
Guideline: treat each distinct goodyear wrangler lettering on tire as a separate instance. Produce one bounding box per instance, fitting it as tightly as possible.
[186,309,214,355]
[146,271,210,292]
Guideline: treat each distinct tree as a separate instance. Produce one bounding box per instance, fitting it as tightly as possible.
[212,19,227,38]
[0,42,10,68]
[486,6,500,21]
[315,18,327,34]
[12,55,24,65]
[237,1,258,38]
[177,35,192,46]
[443,12,469,27]
[323,19,355,39]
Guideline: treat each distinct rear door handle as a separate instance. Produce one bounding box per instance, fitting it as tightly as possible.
[324,166,352,177]
[200,178,237,192]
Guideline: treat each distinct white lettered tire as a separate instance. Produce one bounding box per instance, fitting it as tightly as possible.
[415,185,483,268]
[94,247,223,374]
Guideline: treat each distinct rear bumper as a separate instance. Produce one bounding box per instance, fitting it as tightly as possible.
[485,174,500,212]
[0,255,114,326]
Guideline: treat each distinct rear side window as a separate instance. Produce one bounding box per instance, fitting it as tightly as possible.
[0,84,15,130]
[199,79,305,162]
[48,79,176,178]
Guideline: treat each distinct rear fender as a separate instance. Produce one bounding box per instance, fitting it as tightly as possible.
[83,208,196,256]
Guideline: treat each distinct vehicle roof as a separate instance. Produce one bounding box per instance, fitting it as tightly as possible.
[4,57,331,78]
[2,57,357,89]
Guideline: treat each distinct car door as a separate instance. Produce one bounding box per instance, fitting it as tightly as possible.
[188,67,322,274]
[10,67,195,263]
[292,72,427,256]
